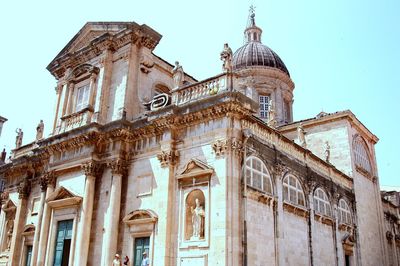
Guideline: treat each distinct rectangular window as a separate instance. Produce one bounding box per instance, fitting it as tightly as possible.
[53,219,73,266]
[259,95,270,119]
[75,84,90,112]
[134,237,150,266]
[25,245,33,266]
[284,100,291,122]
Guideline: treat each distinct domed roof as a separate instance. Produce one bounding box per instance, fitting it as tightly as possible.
[232,42,290,76]
[232,9,290,76]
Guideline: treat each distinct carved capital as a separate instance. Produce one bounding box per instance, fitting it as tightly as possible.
[157,150,178,168]
[212,139,227,157]
[0,191,9,203]
[230,138,243,155]
[275,162,289,177]
[108,159,128,176]
[18,178,31,199]
[39,171,56,191]
[81,161,103,177]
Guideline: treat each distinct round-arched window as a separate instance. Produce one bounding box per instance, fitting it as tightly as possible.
[283,175,305,207]
[338,199,352,224]
[313,188,331,216]
[354,136,372,175]
[245,156,272,194]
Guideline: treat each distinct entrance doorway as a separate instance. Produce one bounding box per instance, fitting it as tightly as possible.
[53,219,73,266]
[133,237,150,266]
[25,245,32,266]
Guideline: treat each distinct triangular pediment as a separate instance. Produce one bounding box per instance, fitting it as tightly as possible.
[46,186,77,202]
[180,158,213,176]
[53,22,134,61]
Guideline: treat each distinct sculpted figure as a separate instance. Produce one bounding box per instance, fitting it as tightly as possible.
[172,61,184,89]
[267,99,277,128]
[191,198,205,240]
[6,221,13,250]
[36,120,44,140]
[15,128,23,149]
[220,43,233,72]
[324,141,331,163]
[297,123,307,148]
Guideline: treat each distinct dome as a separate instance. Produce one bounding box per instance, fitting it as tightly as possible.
[232,10,290,76]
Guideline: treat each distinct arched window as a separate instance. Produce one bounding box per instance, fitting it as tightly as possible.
[283,175,305,206]
[313,188,331,216]
[353,136,372,175]
[338,199,352,224]
[245,156,272,194]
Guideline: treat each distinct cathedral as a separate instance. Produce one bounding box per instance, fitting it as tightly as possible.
[0,9,396,266]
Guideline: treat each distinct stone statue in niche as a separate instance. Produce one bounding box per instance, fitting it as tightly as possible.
[15,128,23,149]
[324,141,331,163]
[172,61,184,89]
[6,221,13,251]
[220,43,233,72]
[191,198,205,240]
[297,123,307,148]
[267,99,277,128]
[36,120,44,141]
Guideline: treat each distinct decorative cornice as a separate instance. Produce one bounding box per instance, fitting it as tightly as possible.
[108,159,128,176]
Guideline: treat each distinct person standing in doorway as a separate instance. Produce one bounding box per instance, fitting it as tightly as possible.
[141,251,149,266]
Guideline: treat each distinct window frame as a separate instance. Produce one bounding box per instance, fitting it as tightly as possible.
[245,156,273,194]
[313,188,332,217]
[74,82,91,113]
[282,174,305,207]
[259,95,270,119]
[353,136,373,176]
[338,199,352,225]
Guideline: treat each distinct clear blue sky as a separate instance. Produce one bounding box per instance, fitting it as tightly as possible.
[0,0,398,189]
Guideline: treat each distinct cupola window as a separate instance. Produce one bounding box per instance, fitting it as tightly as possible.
[259,95,270,119]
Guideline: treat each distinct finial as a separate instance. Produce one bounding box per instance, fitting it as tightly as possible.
[248,5,256,27]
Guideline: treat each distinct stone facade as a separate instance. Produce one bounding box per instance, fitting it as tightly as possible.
[0,12,391,266]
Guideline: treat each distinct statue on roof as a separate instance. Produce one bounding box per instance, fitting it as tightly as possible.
[324,141,331,163]
[15,128,23,149]
[220,43,233,73]
[36,120,44,141]
[267,99,277,128]
[172,61,184,89]
[297,123,307,148]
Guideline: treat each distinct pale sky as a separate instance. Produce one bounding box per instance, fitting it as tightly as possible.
[0,0,398,189]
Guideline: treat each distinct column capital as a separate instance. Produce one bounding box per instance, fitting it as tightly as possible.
[39,171,56,191]
[17,178,31,199]
[81,161,103,178]
[108,159,128,176]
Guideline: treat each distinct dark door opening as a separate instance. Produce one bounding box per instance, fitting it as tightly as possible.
[133,237,150,266]
[53,219,73,266]
[25,245,33,266]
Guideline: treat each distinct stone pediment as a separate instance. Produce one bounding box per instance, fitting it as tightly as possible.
[22,224,35,236]
[177,159,214,182]
[123,209,158,225]
[46,186,82,209]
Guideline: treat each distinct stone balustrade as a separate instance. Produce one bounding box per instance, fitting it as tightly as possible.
[172,73,229,106]
[57,107,93,134]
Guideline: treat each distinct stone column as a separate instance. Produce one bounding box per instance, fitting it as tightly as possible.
[9,178,30,265]
[65,82,75,115]
[75,161,102,266]
[36,172,56,266]
[30,174,50,266]
[104,159,127,266]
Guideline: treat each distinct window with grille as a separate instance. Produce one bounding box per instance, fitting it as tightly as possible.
[283,175,305,206]
[259,95,270,119]
[313,188,331,216]
[354,137,372,175]
[245,156,272,194]
[75,84,90,112]
[338,199,352,224]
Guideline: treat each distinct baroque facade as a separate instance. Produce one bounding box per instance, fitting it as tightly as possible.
[0,11,393,266]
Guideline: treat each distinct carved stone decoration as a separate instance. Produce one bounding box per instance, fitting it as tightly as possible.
[230,138,243,155]
[157,150,178,168]
[386,231,394,241]
[275,162,289,177]
[267,99,278,128]
[140,54,155,74]
[18,178,31,199]
[0,191,9,203]
[108,159,128,176]
[81,161,103,177]
[143,93,171,111]
[39,171,56,191]
[185,189,206,241]
[220,43,233,72]
[212,139,227,157]
[297,123,307,148]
